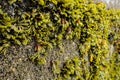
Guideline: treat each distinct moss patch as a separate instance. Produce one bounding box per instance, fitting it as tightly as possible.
[0,0,120,79]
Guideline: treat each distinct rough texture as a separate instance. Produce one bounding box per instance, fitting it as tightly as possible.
[0,40,80,80]
[0,0,120,80]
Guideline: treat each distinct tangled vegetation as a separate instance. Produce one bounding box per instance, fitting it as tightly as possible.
[0,0,120,79]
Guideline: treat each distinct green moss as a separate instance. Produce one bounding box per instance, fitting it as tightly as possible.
[0,0,120,79]
[8,0,17,4]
